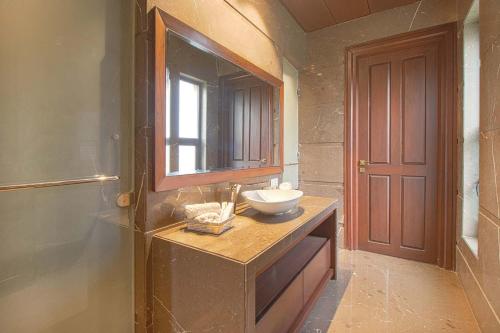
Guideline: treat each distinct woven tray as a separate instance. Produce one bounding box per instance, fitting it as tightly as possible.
[186,214,235,235]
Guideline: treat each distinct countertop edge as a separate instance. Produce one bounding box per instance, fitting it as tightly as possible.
[153,196,339,265]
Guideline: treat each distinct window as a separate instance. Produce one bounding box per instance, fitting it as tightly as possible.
[166,74,204,174]
[461,0,480,256]
[177,78,202,173]
[179,79,200,139]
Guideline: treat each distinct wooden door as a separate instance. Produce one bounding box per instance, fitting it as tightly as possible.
[220,74,272,169]
[356,41,441,263]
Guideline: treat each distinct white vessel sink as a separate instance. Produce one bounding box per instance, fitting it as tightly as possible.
[241,189,303,215]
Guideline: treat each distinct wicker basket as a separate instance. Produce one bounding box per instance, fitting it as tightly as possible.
[186,214,235,235]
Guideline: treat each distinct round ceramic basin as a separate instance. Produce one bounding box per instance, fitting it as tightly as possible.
[241,189,303,215]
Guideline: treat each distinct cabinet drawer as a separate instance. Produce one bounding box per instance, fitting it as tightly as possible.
[255,272,304,333]
[303,240,331,303]
[255,236,327,319]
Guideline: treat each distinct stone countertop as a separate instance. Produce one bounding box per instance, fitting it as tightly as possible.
[154,196,338,265]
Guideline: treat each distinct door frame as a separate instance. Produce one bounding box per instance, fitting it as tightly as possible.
[344,23,457,269]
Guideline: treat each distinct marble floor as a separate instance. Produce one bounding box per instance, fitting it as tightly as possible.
[301,249,480,333]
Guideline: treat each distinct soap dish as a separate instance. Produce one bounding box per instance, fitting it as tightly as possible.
[186,214,235,235]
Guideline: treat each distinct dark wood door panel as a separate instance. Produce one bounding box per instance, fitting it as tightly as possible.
[402,56,427,164]
[357,39,439,263]
[347,24,456,269]
[369,62,391,164]
[401,176,426,250]
[368,175,391,244]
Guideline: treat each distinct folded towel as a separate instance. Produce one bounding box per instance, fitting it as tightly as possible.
[184,202,221,219]
[279,182,293,190]
[192,212,221,224]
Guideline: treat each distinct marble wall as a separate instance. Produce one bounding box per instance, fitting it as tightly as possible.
[456,0,500,331]
[134,1,306,331]
[298,0,457,247]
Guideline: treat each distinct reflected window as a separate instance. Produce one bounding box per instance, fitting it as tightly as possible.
[179,145,197,173]
[179,79,200,139]
[166,74,204,174]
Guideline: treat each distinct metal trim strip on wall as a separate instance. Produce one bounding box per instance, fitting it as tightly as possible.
[0,175,120,192]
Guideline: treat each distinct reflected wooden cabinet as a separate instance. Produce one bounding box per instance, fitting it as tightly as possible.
[220,74,273,169]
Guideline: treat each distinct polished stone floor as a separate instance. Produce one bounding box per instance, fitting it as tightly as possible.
[301,249,480,333]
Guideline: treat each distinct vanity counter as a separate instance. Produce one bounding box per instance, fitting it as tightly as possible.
[152,195,339,333]
[155,196,338,268]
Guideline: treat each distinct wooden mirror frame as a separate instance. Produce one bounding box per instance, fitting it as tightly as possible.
[154,8,284,191]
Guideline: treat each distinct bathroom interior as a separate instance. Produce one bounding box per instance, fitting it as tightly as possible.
[0,0,499,332]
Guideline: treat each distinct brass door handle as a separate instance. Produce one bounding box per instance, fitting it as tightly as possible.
[359,159,368,173]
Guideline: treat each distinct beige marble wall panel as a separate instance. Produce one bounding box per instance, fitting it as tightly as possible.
[149,0,280,79]
[299,181,344,221]
[457,237,481,277]
[479,0,500,132]
[299,104,344,144]
[476,215,500,315]
[146,185,219,231]
[223,0,307,68]
[457,249,500,333]
[478,0,500,219]
[300,181,343,198]
[479,129,500,220]
[300,65,344,107]
[300,144,343,182]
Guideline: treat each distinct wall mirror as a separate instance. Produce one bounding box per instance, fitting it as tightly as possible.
[154,9,283,191]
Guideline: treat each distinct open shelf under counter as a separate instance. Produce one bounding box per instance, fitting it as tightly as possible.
[152,196,339,333]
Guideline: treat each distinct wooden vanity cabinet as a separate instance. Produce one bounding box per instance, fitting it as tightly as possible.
[255,272,304,333]
[255,236,332,333]
[152,196,338,333]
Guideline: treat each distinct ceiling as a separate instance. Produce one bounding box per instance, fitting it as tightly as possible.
[280,0,420,32]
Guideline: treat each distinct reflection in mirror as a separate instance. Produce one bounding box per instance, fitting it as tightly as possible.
[165,31,280,176]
